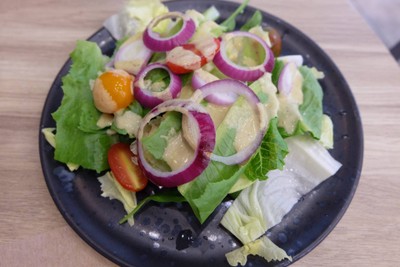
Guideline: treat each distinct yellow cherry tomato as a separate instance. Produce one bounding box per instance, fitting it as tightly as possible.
[93,69,134,113]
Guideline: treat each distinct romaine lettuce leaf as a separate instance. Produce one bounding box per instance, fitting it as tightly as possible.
[244,118,288,181]
[249,73,279,120]
[225,236,292,266]
[178,73,283,223]
[178,127,243,223]
[296,66,324,139]
[52,41,117,173]
[141,112,182,160]
[275,65,324,139]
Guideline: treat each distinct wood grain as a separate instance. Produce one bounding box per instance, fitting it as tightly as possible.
[1,0,399,266]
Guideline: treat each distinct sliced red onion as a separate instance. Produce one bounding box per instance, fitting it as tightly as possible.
[191,79,268,165]
[278,62,302,96]
[213,31,275,82]
[192,69,237,106]
[134,63,182,109]
[114,35,152,75]
[265,47,275,72]
[277,55,304,67]
[143,12,196,52]
[137,99,216,187]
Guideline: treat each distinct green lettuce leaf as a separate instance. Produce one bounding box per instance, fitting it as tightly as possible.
[178,73,283,223]
[249,73,279,119]
[141,112,182,160]
[119,189,185,224]
[296,66,324,139]
[225,236,292,266]
[271,59,285,87]
[244,118,288,181]
[240,10,262,31]
[319,114,334,149]
[178,126,244,223]
[52,41,116,172]
[277,65,324,139]
[220,0,249,31]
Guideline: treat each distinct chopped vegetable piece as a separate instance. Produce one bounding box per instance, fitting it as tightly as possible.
[98,172,137,226]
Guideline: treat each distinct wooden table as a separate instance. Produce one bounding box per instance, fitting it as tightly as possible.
[1,0,399,266]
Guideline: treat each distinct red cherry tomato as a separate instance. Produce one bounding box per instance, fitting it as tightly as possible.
[166,37,220,74]
[267,27,282,57]
[108,143,148,192]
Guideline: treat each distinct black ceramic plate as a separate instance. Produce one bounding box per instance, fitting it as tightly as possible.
[39,1,363,266]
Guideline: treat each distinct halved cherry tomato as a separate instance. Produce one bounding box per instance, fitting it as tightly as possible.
[267,27,282,57]
[166,37,220,74]
[108,143,148,192]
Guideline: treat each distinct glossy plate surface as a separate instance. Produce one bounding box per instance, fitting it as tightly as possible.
[39,1,363,266]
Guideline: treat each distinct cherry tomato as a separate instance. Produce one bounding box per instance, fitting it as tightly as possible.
[267,27,282,57]
[166,37,220,74]
[108,143,148,192]
[92,69,134,114]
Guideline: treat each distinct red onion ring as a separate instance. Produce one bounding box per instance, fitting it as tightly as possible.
[114,35,152,75]
[191,69,237,106]
[143,12,196,52]
[191,79,268,165]
[137,99,216,187]
[278,62,301,96]
[213,31,274,81]
[277,55,304,67]
[134,63,182,109]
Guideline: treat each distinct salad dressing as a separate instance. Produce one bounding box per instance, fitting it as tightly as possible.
[179,84,195,99]
[114,110,142,137]
[277,97,302,134]
[163,131,194,170]
[96,113,114,128]
[205,103,229,128]
[223,100,258,153]
[167,46,202,68]
[277,69,304,134]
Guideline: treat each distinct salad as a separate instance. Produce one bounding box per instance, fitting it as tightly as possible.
[42,0,342,265]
